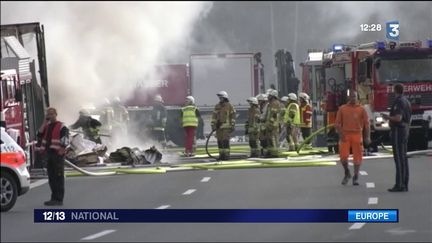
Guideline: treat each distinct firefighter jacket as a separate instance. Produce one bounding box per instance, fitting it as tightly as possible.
[265,99,281,130]
[211,101,236,131]
[245,105,260,134]
[181,105,200,127]
[300,103,313,128]
[112,104,129,124]
[70,116,101,139]
[284,102,300,126]
[36,121,69,156]
[151,103,167,131]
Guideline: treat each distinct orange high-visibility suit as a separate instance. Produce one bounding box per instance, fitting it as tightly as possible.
[335,104,369,165]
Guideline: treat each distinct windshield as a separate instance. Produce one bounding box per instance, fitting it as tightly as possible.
[377,57,432,83]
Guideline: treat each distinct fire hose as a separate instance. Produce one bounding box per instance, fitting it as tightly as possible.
[64,159,117,176]
[205,129,220,161]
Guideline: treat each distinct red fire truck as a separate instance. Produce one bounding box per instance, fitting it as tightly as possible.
[301,40,432,151]
[1,22,49,167]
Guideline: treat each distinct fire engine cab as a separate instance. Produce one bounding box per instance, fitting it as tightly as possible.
[301,40,432,151]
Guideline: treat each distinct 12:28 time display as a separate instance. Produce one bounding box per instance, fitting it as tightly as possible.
[360,24,382,32]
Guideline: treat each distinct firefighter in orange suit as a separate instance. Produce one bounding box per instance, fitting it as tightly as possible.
[335,90,370,186]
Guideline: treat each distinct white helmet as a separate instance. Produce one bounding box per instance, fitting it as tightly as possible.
[79,109,90,116]
[186,95,195,104]
[256,93,268,101]
[266,88,273,95]
[217,91,229,99]
[288,93,297,101]
[113,96,121,104]
[154,94,163,103]
[299,92,310,100]
[281,96,289,102]
[268,89,278,98]
[247,97,258,105]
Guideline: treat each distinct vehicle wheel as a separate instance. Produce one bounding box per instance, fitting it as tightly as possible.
[1,172,18,212]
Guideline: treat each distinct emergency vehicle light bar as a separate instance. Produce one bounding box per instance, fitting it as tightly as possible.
[332,44,344,52]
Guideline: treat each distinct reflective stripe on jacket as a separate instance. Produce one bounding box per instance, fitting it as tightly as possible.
[182,105,198,127]
[285,102,300,125]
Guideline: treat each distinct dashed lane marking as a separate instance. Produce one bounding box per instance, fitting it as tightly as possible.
[182,189,196,195]
[349,223,366,230]
[368,197,378,204]
[201,177,211,182]
[359,171,368,176]
[155,205,171,209]
[366,182,375,188]
[81,230,116,240]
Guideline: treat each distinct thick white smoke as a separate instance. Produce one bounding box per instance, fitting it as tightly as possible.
[1,1,212,124]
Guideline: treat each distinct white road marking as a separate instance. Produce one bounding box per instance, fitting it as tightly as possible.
[201,177,211,182]
[155,205,171,209]
[182,189,196,195]
[368,197,378,204]
[207,169,214,171]
[359,171,368,176]
[30,179,48,189]
[366,182,375,188]
[349,223,366,230]
[348,162,354,166]
[81,230,116,240]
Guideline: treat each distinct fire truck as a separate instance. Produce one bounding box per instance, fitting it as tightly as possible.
[301,40,432,151]
[1,22,49,168]
[123,53,265,146]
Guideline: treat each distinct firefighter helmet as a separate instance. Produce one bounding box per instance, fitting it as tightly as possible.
[186,95,195,104]
[256,93,268,101]
[154,94,164,103]
[288,93,297,101]
[113,96,121,104]
[79,109,90,116]
[299,92,310,100]
[268,89,278,98]
[247,97,258,105]
[281,96,289,102]
[217,91,229,99]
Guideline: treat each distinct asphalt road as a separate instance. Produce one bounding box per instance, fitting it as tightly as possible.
[1,154,431,242]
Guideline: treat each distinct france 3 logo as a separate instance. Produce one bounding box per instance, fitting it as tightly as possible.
[386,21,400,41]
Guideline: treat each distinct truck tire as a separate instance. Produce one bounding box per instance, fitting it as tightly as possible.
[1,171,18,212]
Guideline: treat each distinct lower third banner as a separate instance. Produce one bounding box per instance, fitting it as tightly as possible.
[34,209,398,223]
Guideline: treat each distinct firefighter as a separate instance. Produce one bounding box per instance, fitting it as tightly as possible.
[279,96,289,148]
[264,89,281,158]
[150,94,168,148]
[181,96,201,157]
[36,107,69,206]
[284,93,301,151]
[245,97,261,158]
[211,91,236,160]
[70,109,102,144]
[111,97,129,136]
[257,93,269,157]
[335,90,370,186]
[299,92,313,149]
